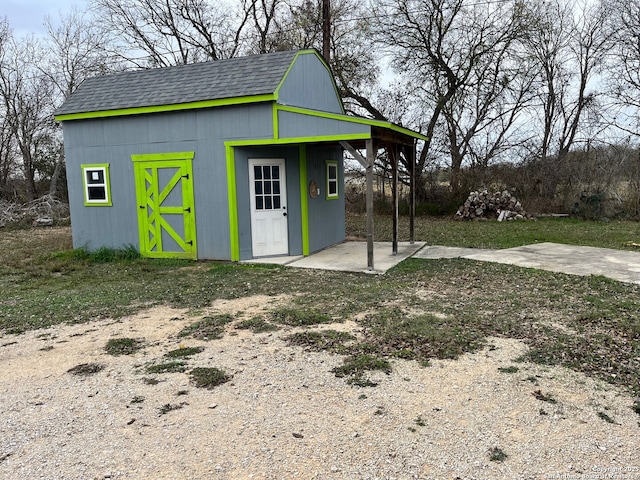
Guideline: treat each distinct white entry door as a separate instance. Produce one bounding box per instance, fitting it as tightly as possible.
[249,159,289,257]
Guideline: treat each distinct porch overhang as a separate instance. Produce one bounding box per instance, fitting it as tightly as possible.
[225,106,426,270]
[274,106,427,271]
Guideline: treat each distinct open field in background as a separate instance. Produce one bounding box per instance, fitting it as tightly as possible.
[346,213,640,250]
[1,219,639,399]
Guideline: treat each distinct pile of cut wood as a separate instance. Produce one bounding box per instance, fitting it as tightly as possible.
[455,189,529,221]
[0,195,69,227]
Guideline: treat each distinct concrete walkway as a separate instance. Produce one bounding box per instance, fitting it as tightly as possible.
[415,242,640,285]
[248,241,640,284]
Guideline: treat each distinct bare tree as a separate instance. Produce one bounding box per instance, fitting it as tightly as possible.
[43,9,113,99]
[0,30,57,201]
[244,0,288,54]
[439,1,537,190]
[40,9,114,197]
[271,0,381,118]
[90,0,251,66]
[0,18,15,199]
[605,0,640,134]
[523,0,611,163]
[373,0,535,195]
[0,112,17,199]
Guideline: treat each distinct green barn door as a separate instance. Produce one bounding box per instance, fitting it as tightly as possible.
[132,152,196,260]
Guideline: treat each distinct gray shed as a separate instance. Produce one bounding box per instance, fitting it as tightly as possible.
[55,49,425,266]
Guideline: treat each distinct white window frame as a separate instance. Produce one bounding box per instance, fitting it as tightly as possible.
[326,161,339,200]
[82,164,112,206]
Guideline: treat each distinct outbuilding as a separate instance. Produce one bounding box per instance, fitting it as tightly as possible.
[55,49,425,266]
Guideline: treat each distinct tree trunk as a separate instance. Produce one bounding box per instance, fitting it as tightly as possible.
[49,148,65,197]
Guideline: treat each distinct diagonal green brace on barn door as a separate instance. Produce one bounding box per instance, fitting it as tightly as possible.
[132,152,197,259]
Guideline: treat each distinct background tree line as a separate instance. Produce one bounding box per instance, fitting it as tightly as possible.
[1,0,640,217]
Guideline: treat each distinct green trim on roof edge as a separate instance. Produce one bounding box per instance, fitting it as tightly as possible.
[224,133,371,148]
[55,94,276,121]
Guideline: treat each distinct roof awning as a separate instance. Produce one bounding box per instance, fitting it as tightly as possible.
[273,105,426,272]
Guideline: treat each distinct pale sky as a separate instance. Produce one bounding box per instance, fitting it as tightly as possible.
[3,0,84,36]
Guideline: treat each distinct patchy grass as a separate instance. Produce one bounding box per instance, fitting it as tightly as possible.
[2,225,640,396]
[332,354,392,387]
[67,363,105,376]
[146,361,188,374]
[189,367,231,389]
[498,366,519,374]
[597,411,616,424]
[235,316,279,333]
[178,315,233,340]
[164,346,205,359]
[361,308,485,360]
[284,330,356,354]
[532,390,558,404]
[488,447,508,462]
[347,213,640,251]
[158,402,187,415]
[105,338,144,356]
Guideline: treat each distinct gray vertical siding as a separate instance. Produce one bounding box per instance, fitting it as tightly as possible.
[305,145,346,253]
[277,53,343,114]
[61,52,352,261]
[62,103,274,259]
[277,110,371,139]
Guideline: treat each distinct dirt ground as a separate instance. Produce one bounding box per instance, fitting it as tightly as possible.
[1,295,640,479]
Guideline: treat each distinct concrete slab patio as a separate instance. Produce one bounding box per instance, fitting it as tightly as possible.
[247,241,426,274]
[415,242,640,285]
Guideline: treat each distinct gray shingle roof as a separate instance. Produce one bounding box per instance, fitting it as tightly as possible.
[56,50,300,116]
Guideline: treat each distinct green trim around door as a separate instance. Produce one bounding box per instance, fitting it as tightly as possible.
[226,145,240,262]
[132,152,197,260]
[299,146,309,256]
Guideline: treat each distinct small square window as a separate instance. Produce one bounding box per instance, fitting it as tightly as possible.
[82,164,112,206]
[326,161,339,200]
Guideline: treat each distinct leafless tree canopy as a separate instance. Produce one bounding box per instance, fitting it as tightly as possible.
[1,0,640,215]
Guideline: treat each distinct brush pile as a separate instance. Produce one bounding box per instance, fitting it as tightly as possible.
[0,195,69,227]
[455,189,529,221]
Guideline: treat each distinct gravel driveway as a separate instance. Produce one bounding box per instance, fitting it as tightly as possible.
[1,296,639,479]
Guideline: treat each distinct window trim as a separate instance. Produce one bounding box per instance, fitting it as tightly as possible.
[326,160,339,200]
[81,164,112,206]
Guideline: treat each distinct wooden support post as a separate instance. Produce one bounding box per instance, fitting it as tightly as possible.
[340,140,375,271]
[391,145,398,256]
[366,139,375,271]
[410,142,416,245]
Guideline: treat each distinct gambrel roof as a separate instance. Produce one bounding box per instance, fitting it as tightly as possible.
[54,49,426,148]
[55,50,302,117]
